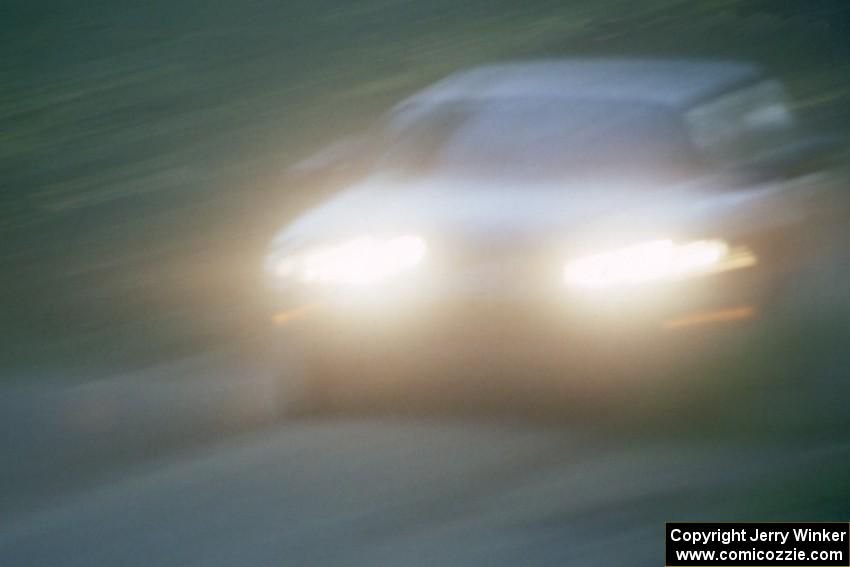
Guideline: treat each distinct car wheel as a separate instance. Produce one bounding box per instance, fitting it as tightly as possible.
[776,224,850,320]
[269,342,337,418]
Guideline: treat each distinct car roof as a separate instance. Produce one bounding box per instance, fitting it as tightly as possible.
[396,58,765,112]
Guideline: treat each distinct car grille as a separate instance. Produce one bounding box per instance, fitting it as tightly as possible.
[433,236,560,295]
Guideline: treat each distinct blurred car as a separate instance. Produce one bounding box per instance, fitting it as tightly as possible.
[264,58,845,411]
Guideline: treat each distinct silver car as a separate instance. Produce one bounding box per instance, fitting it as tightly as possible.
[264,59,845,412]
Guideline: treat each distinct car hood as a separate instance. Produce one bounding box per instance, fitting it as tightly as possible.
[272,173,793,250]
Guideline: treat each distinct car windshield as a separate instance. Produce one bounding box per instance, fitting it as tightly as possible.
[378,99,701,182]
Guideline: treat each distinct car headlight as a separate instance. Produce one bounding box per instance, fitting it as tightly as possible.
[563,238,755,290]
[267,235,427,286]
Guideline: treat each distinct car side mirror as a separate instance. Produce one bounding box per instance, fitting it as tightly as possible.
[288,135,370,178]
[731,135,848,182]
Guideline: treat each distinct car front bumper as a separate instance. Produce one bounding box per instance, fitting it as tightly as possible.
[269,266,772,383]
